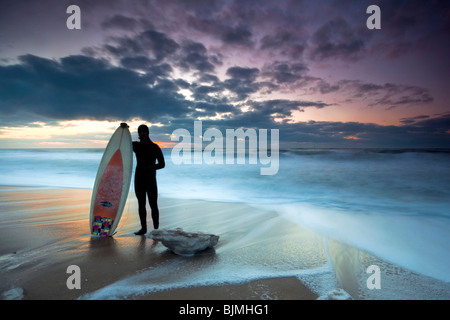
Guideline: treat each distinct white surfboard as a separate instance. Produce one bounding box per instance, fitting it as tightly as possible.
[89,123,133,237]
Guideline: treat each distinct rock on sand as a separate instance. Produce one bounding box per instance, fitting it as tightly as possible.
[148,228,219,256]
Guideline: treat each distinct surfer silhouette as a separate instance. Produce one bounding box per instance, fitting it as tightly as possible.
[133,124,165,235]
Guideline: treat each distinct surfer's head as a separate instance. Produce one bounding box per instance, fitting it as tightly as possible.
[138,124,149,140]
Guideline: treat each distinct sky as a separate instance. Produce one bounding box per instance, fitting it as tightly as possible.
[0,0,449,148]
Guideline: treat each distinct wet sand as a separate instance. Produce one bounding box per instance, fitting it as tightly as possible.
[3,186,448,301]
[0,186,318,300]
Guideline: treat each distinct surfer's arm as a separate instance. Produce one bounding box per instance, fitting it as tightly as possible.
[155,146,165,170]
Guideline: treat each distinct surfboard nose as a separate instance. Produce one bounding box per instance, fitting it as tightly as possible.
[120,123,129,128]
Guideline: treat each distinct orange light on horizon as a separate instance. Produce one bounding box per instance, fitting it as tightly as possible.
[153,141,178,149]
[344,136,360,140]
[0,119,166,148]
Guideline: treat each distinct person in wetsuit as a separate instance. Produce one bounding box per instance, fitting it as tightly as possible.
[133,124,165,235]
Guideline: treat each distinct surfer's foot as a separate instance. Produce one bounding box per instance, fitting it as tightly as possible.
[134,229,147,235]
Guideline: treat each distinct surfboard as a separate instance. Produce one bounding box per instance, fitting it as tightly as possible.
[89,123,133,237]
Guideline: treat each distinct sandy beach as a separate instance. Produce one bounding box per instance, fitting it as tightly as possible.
[0,186,319,300]
[1,186,449,301]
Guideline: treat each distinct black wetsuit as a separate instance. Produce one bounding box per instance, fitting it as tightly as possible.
[133,139,165,230]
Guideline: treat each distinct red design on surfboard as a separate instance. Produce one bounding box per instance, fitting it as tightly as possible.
[92,149,123,236]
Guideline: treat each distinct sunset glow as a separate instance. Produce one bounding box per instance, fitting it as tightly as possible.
[0,1,448,149]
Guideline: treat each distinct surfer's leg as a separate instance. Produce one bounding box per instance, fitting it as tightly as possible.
[148,179,159,229]
[134,178,148,234]
[148,196,159,229]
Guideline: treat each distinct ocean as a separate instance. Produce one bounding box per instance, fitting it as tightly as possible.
[0,147,449,299]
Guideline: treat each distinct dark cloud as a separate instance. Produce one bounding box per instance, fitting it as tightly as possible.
[186,13,254,47]
[260,28,306,59]
[226,66,259,82]
[177,41,220,73]
[275,113,450,148]
[90,28,180,62]
[190,84,225,105]
[100,14,150,31]
[248,99,332,118]
[260,29,296,50]
[137,30,180,61]
[362,0,449,60]
[86,22,224,76]
[179,111,449,149]
[315,79,434,109]
[314,80,341,94]
[0,54,188,122]
[376,0,444,38]
[119,55,151,70]
[400,115,431,125]
[0,51,447,148]
[198,73,221,85]
[359,82,433,109]
[118,56,174,86]
[223,67,261,101]
[309,17,371,62]
[0,51,335,133]
[261,61,309,84]
[221,25,254,46]
[403,113,450,135]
